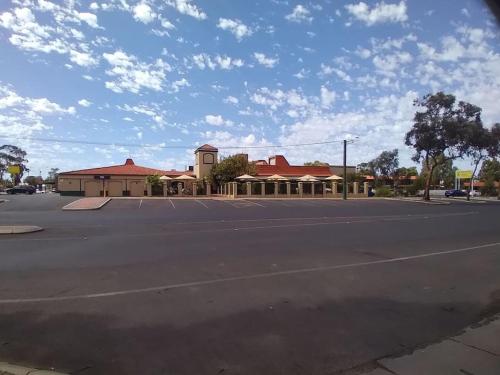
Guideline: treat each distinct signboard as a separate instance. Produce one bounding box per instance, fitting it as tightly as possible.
[7,165,20,175]
[456,170,472,179]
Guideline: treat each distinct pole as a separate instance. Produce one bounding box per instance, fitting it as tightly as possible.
[343,139,347,200]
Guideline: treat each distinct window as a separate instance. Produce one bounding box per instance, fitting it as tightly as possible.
[203,153,214,164]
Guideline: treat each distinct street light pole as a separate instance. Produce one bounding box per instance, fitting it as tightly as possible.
[343,139,347,200]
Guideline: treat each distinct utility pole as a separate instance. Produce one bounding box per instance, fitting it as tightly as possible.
[343,139,347,200]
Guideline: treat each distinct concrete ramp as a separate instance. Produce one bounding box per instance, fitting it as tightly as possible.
[62,197,111,210]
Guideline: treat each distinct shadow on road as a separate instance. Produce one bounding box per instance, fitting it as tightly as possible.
[1,294,499,375]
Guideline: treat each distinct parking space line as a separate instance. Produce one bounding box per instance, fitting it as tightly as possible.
[195,199,209,208]
[243,199,266,207]
[138,199,143,209]
[219,199,240,208]
[169,199,176,209]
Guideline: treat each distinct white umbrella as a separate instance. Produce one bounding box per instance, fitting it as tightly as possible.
[236,174,258,180]
[299,174,319,182]
[175,174,195,180]
[326,174,343,180]
[159,175,172,181]
[266,174,288,181]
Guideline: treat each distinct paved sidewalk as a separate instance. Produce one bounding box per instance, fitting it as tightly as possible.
[362,315,500,375]
[62,197,110,210]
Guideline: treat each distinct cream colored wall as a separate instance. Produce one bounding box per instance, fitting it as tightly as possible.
[194,151,217,180]
[58,175,146,196]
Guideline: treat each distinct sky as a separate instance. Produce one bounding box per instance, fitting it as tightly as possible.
[0,0,499,176]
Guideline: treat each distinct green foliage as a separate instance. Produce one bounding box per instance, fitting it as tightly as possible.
[479,159,500,181]
[375,186,393,197]
[405,92,484,200]
[46,168,59,183]
[0,144,29,185]
[209,154,256,185]
[304,160,329,166]
[23,175,42,186]
[345,172,365,183]
[479,159,500,196]
[146,174,161,186]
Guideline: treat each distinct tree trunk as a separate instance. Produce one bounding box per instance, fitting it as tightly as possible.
[424,165,434,201]
[467,160,480,201]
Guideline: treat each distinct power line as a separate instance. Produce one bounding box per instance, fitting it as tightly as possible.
[0,134,359,150]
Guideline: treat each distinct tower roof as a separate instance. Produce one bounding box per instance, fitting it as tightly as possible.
[195,144,218,152]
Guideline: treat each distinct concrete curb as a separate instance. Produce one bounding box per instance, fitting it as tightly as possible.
[0,225,43,234]
[62,198,110,210]
[0,361,68,375]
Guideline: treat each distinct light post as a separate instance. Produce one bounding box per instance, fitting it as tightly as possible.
[342,137,359,200]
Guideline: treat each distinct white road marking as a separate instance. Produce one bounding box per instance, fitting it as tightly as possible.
[195,199,209,208]
[0,241,498,304]
[0,212,479,242]
[138,199,143,209]
[243,199,266,207]
[168,199,176,209]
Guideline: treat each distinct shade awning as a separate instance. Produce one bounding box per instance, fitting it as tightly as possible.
[236,174,258,180]
[159,175,172,181]
[266,174,289,181]
[326,174,343,180]
[299,174,319,182]
[175,174,195,180]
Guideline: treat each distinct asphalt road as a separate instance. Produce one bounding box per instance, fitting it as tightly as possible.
[0,194,499,374]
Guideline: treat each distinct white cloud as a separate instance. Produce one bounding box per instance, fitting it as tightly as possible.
[293,68,310,79]
[319,64,352,82]
[224,96,239,104]
[217,18,253,41]
[77,12,99,28]
[191,53,244,70]
[205,114,233,127]
[166,0,207,20]
[345,1,408,26]
[78,99,92,107]
[103,50,170,93]
[0,6,99,67]
[118,103,166,128]
[372,51,412,76]
[0,84,75,138]
[320,86,336,108]
[69,50,99,67]
[133,2,157,24]
[253,52,279,68]
[285,5,313,23]
[170,78,190,92]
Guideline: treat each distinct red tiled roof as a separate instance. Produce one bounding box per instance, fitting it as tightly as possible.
[59,159,194,177]
[196,144,218,152]
[255,165,332,177]
[254,154,331,177]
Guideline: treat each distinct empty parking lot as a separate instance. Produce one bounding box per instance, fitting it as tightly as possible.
[0,194,499,374]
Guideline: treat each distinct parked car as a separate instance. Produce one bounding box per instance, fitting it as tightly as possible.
[5,186,36,194]
[444,189,467,197]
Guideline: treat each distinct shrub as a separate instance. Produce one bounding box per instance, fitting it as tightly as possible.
[375,186,393,197]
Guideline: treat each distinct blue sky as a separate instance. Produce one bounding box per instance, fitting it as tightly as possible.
[0,0,499,175]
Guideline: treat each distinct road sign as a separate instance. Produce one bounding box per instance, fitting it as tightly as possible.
[456,170,472,179]
[7,165,20,175]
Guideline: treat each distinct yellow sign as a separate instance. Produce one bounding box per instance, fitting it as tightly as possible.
[456,170,472,179]
[7,165,20,175]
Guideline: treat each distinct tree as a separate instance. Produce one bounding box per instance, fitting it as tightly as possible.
[209,154,256,185]
[479,159,500,196]
[46,168,60,183]
[360,149,399,187]
[405,92,482,200]
[304,160,329,166]
[0,145,29,185]
[464,123,498,200]
[24,175,43,186]
[375,149,399,187]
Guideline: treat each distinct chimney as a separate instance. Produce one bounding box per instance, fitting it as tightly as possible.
[125,158,135,165]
